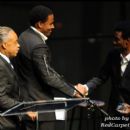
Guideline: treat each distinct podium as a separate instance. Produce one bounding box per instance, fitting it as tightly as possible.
[0,98,89,117]
[0,98,89,130]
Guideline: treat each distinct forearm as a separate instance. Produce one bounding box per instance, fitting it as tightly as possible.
[86,77,104,89]
[32,48,75,96]
[0,95,19,109]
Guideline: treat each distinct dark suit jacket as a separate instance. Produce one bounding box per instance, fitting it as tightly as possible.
[13,27,75,121]
[0,55,20,130]
[86,48,130,114]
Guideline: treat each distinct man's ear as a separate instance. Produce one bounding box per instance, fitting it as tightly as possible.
[36,21,44,28]
[1,43,7,49]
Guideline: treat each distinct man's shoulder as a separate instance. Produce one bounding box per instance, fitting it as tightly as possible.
[19,28,43,44]
[0,56,9,69]
[105,48,121,62]
[108,48,121,56]
[18,28,46,56]
[19,28,35,38]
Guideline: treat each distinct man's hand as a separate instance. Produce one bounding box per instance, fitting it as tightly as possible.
[74,83,88,97]
[117,103,130,115]
[27,111,37,121]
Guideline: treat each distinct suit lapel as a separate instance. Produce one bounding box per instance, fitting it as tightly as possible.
[122,61,130,77]
[30,28,52,61]
[0,55,15,73]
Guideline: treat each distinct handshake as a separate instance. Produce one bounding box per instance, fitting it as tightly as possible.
[74,83,89,98]
[26,83,89,121]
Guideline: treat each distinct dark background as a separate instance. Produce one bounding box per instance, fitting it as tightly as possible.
[1,1,130,130]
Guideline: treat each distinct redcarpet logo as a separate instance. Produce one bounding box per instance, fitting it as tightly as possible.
[100,116,130,128]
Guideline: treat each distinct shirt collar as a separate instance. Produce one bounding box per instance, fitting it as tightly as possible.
[30,26,48,41]
[0,52,11,64]
[121,53,130,64]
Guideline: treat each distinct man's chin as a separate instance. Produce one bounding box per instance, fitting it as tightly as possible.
[46,33,51,37]
[46,31,52,37]
[11,53,18,58]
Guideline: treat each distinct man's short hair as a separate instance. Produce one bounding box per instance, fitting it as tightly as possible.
[0,26,13,44]
[29,5,53,26]
[114,21,130,39]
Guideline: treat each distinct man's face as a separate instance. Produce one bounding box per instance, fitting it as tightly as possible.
[113,31,128,50]
[40,14,55,37]
[4,31,20,57]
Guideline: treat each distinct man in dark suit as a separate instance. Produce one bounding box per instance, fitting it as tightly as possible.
[77,21,130,129]
[13,5,87,130]
[0,26,20,130]
[0,26,37,130]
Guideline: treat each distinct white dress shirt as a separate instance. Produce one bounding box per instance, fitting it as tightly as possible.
[30,26,48,43]
[120,53,130,76]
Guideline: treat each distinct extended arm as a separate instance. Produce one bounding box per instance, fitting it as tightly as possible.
[31,44,86,97]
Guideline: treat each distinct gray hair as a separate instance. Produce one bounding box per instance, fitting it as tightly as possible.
[0,26,14,44]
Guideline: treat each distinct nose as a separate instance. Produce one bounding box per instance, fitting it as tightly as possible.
[17,42,20,49]
[52,24,55,29]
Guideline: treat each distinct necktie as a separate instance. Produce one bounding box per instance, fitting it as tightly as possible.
[9,61,14,69]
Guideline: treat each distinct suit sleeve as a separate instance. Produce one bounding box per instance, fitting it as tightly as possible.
[86,52,111,92]
[0,66,19,109]
[31,44,74,97]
